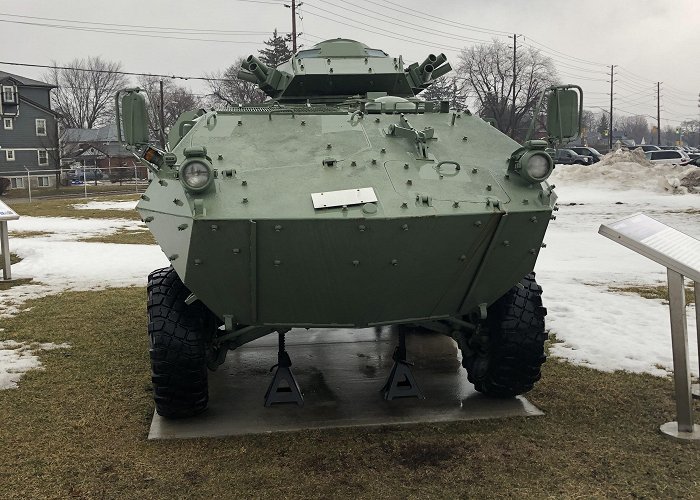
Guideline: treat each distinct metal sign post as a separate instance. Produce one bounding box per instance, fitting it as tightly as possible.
[599,213,700,442]
[0,199,20,280]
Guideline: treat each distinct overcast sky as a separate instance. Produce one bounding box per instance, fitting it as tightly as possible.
[3,0,699,127]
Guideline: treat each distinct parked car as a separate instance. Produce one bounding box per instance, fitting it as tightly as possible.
[552,148,593,165]
[629,145,661,153]
[70,168,103,182]
[644,150,691,165]
[569,146,603,163]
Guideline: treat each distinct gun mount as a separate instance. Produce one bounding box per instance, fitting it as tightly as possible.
[237,38,452,103]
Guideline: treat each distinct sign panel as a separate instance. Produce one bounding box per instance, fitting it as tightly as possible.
[0,199,19,221]
[311,187,378,209]
[599,213,700,282]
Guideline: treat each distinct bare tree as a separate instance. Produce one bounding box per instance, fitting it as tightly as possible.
[418,76,470,110]
[456,40,559,139]
[45,57,129,129]
[136,76,199,140]
[615,115,649,144]
[681,119,700,147]
[205,57,266,107]
[580,109,596,142]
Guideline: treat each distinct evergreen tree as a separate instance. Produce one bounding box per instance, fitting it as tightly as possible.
[597,113,609,136]
[258,29,293,68]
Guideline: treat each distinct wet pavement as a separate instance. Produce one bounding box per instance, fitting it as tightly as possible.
[149,328,543,439]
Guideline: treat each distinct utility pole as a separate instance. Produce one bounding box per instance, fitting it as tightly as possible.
[292,0,297,52]
[159,80,166,150]
[609,65,615,151]
[284,0,302,52]
[657,82,661,145]
[509,34,522,138]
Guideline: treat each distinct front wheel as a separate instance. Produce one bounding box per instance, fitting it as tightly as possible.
[460,273,548,397]
[147,267,210,418]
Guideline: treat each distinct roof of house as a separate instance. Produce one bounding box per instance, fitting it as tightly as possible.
[0,71,56,88]
[19,94,59,117]
[69,142,132,159]
[64,123,119,143]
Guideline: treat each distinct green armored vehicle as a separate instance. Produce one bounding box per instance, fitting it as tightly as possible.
[117,39,581,417]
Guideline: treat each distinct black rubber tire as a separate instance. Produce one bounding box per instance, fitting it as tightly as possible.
[147,267,209,418]
[462,273,547,397]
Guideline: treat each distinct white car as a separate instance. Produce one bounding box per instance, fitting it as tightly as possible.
[644,150,691,165]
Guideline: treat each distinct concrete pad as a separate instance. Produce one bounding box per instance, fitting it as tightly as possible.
[149,328,543,439]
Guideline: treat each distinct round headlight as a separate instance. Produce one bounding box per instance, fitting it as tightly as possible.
[180,160,212,192]
[520,151,553,183]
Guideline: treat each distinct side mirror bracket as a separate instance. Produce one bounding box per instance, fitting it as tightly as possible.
[526,85,583,146]
[115,88,150,148]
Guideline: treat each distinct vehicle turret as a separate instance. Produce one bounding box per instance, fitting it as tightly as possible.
[236,38,452,102]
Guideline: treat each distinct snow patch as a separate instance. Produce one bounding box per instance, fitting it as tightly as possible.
[72,200,138,211]
[0,340,71,390]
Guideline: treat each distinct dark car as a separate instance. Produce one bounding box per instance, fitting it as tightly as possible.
[630,145,661,153]
[71,168,103,181]
[569,146,603,164]
[553,148,593,165]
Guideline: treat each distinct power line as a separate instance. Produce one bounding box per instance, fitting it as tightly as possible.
[0,60,234,83]
[351,0,511,37]
[304,0,491,45]
[0,12,289,35]
[521,36,609,69]
[0,18,266,44]
[301,5,463,52]
[616,66,657,84]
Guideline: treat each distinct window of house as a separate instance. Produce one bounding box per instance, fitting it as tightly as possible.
[2,85,15,103]
[5,149,15,161]
[10,177,24,189]
[3,118,12,130]
[36,118,47,136]
[37,176,50,187]
[38,150,48,165]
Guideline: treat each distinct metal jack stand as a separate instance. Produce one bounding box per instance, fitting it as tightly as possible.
[264,332,304,407]
[382,331,425,401]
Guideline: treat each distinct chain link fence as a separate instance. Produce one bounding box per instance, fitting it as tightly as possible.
[0,165,149,202]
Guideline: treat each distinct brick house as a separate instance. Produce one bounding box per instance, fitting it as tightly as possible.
[63,124,142,177]
[0,71,59,190]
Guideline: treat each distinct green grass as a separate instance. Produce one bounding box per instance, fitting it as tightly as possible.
[7,195,141,220]
[1,184,145,200]
[0,278,33,291]
[0,288,699,499]
[610,284,695,305]
[79,228,156,245]
[7,230,52,238]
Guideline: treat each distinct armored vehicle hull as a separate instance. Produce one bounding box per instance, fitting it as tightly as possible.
[139,109,554,328]
[119,38,580,417]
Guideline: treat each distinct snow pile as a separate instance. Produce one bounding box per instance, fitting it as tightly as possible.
[681,169,700,193]
[2,216,168,318]
[72,200,138,211]
[597,147,653,168]
[0,340,71,390]
[551,161,698,194]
